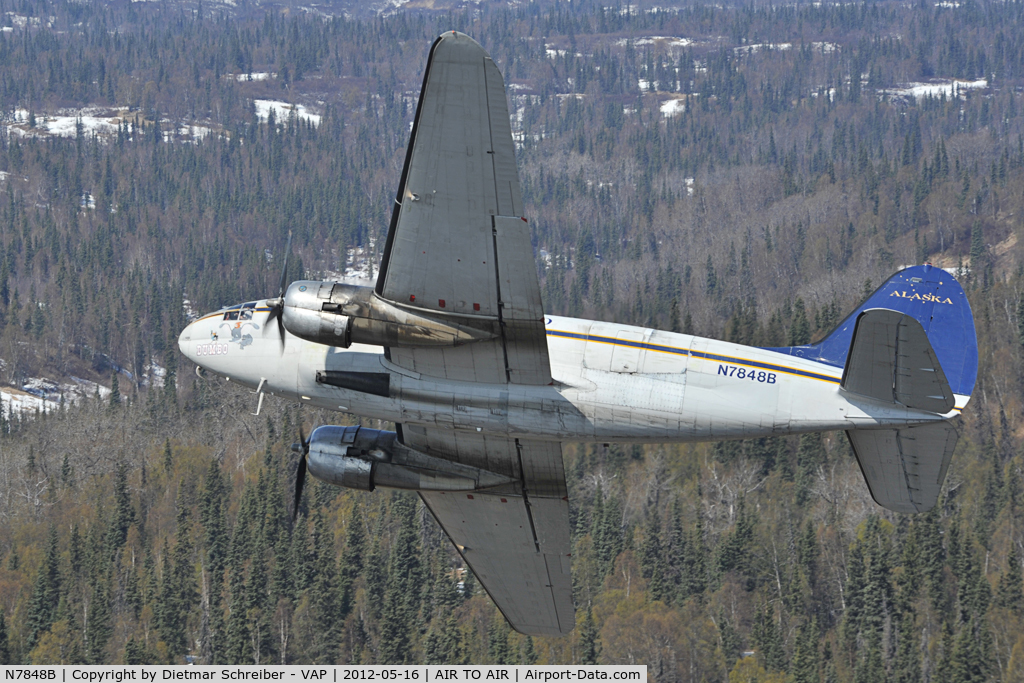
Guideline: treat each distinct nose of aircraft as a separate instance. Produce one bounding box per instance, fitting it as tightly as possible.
[178,322,195,362]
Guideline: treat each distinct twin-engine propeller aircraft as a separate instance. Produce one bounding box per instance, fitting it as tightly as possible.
[179,32,978,636]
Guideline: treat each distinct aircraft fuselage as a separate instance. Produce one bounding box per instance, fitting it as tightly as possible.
[179,304,961,443]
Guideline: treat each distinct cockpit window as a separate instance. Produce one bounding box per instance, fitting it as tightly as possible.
[224,310,239,321]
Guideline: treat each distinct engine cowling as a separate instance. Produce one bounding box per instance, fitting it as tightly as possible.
[304,425,514,492]
[280,280,498,349]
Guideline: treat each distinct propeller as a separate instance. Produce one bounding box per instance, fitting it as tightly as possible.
[291,423,311,521]
[266,230,293,350]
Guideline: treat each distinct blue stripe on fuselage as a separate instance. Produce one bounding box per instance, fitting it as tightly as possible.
[544,329,841,384]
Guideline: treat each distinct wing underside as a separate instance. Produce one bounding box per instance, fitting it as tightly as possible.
[406,428,575,636]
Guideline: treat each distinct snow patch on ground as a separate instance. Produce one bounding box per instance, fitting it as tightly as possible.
[341,246,376,283]
[883,78,988,101]
[183,297,199,322]
[1,376,115,416]
[231,72,276,82]
[661,98,686,117]
[735,42,792,54]
[253,100,322,127]
[10,107,124,139]
[178,124,214,141]
[616,36,694,50]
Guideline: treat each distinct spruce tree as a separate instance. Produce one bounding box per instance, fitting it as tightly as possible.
[160,490,198,658]
[86,567,113,663]
[790,619,820,683]
[338,504,366,618]
[579,606,600,664]
[892,612,922,683]
[224,567,249,664]
[26,525,61,649]
[108,462,136,554]
[751,601,786,673]
[379,495,422,664]
[995,545,1024,613]
[487,613,511,665]
[0,607,11,664]
[309,507,340,663]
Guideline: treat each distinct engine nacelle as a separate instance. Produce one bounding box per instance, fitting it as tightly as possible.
[280,281,497,349]
[304,425,515,492]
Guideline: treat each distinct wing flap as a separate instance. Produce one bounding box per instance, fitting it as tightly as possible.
[841,309,955,413]
[847,421,959,513]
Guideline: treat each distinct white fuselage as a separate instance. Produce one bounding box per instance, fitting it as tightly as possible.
[179,305,963,443]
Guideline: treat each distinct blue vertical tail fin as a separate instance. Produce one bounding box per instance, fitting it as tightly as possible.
[768,265,977,403]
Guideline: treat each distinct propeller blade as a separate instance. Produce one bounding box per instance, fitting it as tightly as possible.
[293,453,307,522]
[278,230,293,298]
[292,424,311,521]
[267,231,293,352]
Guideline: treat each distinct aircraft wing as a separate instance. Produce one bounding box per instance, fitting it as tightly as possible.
[404,426,575,636]
[375,31,550,385]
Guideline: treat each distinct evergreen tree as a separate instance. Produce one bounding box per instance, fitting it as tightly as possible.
[995,545,1024,613]
[160,489,198,658]
[487,613,511,665]
[790,619,820,683]
[338,505,366,618]
[26,525,61,649]
[579,606,600,664]
[108,462,136,554]
[124,637,150,665]
[86,567,113,663]
[751,600,786,673]
[0,607,11,664]
[790,298,810,345]
[309,507,340,663]
[379,496,422,664]
[893,612,922,683]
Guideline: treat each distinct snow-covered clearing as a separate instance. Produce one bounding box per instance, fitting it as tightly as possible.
[253,100,322,127]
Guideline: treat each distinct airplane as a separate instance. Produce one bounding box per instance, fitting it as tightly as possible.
[178,31,978,637]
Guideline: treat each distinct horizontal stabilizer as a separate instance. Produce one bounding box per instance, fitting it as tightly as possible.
[841,309,955,413]
[847,421,958,513]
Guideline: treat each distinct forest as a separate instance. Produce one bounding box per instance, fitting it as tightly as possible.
[0,0,1023,678]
